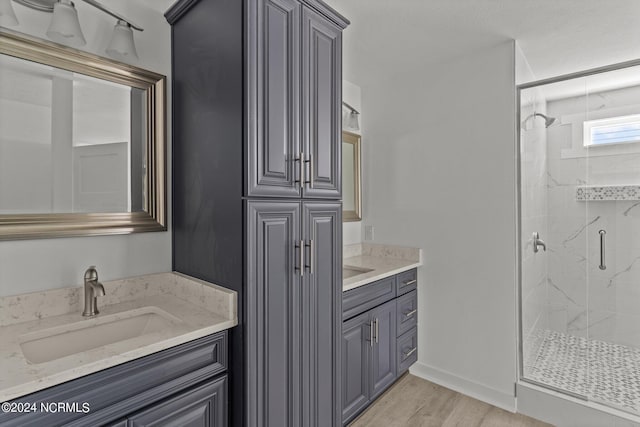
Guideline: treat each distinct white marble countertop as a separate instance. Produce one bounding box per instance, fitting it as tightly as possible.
[343,243,423,292]
[0,272,237,402]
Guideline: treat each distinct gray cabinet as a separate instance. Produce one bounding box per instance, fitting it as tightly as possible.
[369,300,397,400]
[247,201,342,427]
[129,376,227,427]
[248,0,343,199]
[302,7,342,199]
[341,269,418,425]
[341,312,370,423]
[340,300,397,424]
[246,201,302,427]
[1,333,229,427]
[302,202,342,426]
[248,0,302,198]
[167,0,348,425]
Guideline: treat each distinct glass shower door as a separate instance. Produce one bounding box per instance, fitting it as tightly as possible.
[520,63,640,416]
[583,67,640,414]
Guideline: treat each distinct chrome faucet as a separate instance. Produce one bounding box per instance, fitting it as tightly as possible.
[532,232,547,253]
[82,266,106,317]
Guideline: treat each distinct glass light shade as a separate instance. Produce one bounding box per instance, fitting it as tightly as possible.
[46,0,86,46]
[0,0,19,26]
[346,111,360,130]
[106,20,138,61]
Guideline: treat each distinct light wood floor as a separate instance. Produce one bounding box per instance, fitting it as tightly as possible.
[349,374,552,427]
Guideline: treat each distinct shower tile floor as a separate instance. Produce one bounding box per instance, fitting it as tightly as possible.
[526,330,640,414]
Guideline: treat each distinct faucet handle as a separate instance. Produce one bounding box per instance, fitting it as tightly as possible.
[84,266,98,281]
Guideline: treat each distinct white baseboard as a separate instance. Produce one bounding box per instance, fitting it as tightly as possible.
[410,362,516,412]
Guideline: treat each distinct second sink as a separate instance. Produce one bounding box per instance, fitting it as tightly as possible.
[343,265,374,279]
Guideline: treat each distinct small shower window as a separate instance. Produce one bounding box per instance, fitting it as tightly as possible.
[583,114,640,147]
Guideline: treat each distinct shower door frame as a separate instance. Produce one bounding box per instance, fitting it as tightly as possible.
[516,56,640,401]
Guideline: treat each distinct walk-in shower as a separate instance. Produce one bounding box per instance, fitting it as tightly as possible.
[518,61,640,418]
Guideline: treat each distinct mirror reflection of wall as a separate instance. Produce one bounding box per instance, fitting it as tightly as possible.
[342,131,361,221]
[0,54,146,215]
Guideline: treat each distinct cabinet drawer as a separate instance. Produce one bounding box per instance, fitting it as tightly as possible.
[396,290,417,337]
[396,269,417,296]
[343,276,396,320]
[397,327,418,374]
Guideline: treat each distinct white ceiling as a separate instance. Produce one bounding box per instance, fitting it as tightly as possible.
[141,0,640,89]
[328,0,640,86]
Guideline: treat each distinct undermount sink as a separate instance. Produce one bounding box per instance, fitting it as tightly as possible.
[343,265,374,279]
[19,307,181,364]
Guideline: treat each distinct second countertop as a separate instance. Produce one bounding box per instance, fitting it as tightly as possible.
[343,243,422,292]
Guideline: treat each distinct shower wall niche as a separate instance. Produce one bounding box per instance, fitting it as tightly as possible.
[519,63,640,416]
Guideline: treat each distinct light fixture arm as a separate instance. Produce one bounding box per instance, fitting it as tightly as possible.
[342,101,360,115]
[80,0,143,31]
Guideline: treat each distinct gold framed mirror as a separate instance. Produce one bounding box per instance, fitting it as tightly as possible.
[342,131,361,221]
[0,29,166,240]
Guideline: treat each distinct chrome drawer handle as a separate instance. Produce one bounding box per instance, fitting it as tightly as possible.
[403,347,417,358]
[369,320,374,347]
[404,309,417,318]
[374,318,379,344]
[402,279,417,286]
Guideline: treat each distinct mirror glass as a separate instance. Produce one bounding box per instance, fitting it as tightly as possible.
[342,131,361,221]
[0,29,166,240]
[0,54,147,214]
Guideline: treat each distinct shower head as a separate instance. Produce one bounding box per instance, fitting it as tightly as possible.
[534,113,557,128]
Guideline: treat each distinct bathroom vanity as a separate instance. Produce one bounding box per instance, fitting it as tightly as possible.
[341,244,421,425]
[0,273,237,427]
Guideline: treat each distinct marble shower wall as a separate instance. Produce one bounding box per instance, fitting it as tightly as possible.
[546,85,640,348]
[520,86,549,368]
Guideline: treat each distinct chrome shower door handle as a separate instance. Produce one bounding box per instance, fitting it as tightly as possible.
[599,230,606,270]
[533,232,546,253]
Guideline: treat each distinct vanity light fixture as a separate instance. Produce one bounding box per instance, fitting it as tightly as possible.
[46,0,85,46]
[343,101,360,131]
[9,0,143,59]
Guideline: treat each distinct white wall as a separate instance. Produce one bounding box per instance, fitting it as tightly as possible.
[0,1,172,296]
[360,41,518,410]
[343,79,363,245]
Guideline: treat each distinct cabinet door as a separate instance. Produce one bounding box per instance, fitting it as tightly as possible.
[128,376,227,427]
[369,299,397,400]
[341,311,371,424]
[302,7,342,199]
[247,0,302,197]
[246,201,302,427]
[302,202,342,426]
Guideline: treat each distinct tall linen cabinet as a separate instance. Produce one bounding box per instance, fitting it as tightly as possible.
[166,1,348,426]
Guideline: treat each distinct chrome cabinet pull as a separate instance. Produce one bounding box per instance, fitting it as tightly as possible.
[403,347,417,358]
[533,232,546,253]
[402,279,417,286]
[304,154,313,189]
[369,321,374,347]
[295,153,304,187]
[404,309,417,318]
[599,230,606,270]
[296,240,305,277]
[305,239,314,274]
[374,318,379,344]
